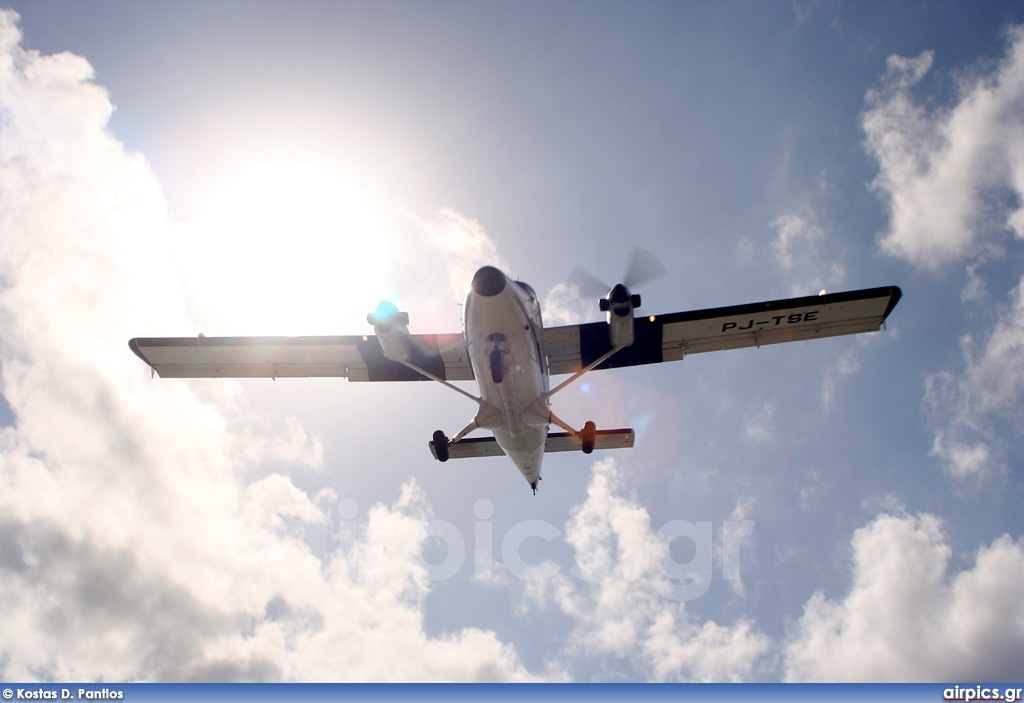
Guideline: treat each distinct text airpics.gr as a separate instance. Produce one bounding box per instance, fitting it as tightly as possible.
[943,686,1024,702]
[338,498,755,602]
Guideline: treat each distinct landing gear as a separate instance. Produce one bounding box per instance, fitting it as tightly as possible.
[432,429,450,462]
[489,348,504,384]
[530,481,538,495]
[581,421,596,454]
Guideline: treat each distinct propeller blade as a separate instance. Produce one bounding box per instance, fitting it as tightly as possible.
[623,246,667,289]
[569,267,611,299]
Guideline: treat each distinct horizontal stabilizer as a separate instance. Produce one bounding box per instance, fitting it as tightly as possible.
[429,428,635,460]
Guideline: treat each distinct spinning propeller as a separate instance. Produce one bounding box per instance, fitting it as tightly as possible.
[569,246,667,313]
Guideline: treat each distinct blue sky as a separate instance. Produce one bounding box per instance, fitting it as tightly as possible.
[0,0,1022,682]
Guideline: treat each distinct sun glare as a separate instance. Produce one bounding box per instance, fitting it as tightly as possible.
[184,160,391,335]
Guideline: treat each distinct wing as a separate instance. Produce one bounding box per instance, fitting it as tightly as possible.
[544,286,902,375]
[128,333,473,381]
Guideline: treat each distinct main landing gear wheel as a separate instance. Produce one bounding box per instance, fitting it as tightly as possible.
[489,348,504,384]
[581,421,597,454]
[433,429,450,462]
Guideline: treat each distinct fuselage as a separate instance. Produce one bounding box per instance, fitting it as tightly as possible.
[463,266,550,486]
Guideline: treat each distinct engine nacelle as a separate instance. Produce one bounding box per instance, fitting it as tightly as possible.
[602,283,640,347]
[608,306,635,347]
[367,301,412,363]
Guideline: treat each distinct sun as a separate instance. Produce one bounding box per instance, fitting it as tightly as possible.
[181,159,392,335]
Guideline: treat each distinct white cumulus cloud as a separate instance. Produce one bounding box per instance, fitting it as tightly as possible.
[925,278,1024,481]
[864,27,1024,482]
[767,206,846,297]
[784,512,1024,681]
[863,29,1024,269]
[0,9,533,682]
[525,459,771,681]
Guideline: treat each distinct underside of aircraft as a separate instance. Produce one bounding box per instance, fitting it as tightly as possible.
[130,263,901,494]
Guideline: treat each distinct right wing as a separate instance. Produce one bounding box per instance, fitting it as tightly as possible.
[544,286,901,375]
[128,333,473,382]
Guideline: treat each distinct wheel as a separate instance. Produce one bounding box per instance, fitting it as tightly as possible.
[581,421,596,454]
[489,348,504,384]
[432,429,450,462]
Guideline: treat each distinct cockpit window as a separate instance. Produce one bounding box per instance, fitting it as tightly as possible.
[515,280,536,297]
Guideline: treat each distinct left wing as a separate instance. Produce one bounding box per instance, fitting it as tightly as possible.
[129,333,473,381]
[544,286,901,375]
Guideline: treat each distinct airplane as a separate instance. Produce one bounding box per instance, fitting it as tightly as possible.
[129,264,901,494]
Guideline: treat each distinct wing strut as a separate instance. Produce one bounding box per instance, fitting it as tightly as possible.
[544,343,627,399]
[392,356,481,403]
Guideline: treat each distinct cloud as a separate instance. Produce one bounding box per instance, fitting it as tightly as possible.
[415,207,512,304]
[0,10,533,681]
[525,459,771,681]
[863,27,1024,482]
[820,347,862,412]
[772,208,824,272]
[238,482,537,682]
[819,329,892,413]
[792,0,841,30]
[768,206,846,297]
[924,278,1024,481]
[383,206,513,330]
[784,512,1024,681]
[542,282,597,326]
[744,401,776,443]
[863,28,1024,269]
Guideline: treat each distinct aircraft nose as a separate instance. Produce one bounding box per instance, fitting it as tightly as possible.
[471,266,507,297]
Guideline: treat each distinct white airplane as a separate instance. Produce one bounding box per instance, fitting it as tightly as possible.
[129,265,901,494]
